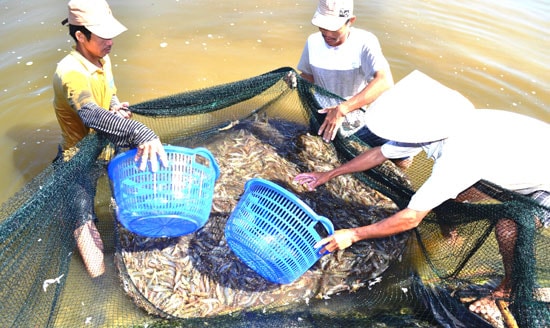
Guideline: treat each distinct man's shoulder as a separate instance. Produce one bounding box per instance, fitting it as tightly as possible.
[57,52,77,66]
[349,27,380,42]
[56,51,85,72]
[54,54,80,79]
[306,31,327,49]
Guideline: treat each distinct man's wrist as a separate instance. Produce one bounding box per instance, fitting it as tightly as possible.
[351,227,363,243]
[337,103,351,116]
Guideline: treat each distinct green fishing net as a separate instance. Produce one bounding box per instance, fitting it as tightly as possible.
[0,67,548,328]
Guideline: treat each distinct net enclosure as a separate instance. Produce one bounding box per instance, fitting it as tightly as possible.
[0,67,548,328]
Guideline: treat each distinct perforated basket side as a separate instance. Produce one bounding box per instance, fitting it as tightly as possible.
[225,178,333,284]
[108,146,219,237]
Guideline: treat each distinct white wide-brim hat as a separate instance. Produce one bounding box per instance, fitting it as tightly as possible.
[67,0,127,39]
[364,70,476,143]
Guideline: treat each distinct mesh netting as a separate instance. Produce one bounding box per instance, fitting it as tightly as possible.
[0,67,548,328]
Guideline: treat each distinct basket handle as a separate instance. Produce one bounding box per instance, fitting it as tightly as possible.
[312,215,334,255]
[191,147,220,179]
[312,215,334,236]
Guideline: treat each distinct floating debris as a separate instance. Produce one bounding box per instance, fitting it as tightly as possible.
[42,274,64,292]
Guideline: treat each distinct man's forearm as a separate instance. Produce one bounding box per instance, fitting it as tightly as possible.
[331,146,387,178]
[78,102,157,147]
[343,70,393,111]
[352,207,429,241]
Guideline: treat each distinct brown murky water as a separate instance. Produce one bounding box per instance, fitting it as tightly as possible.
[1,0,548,203]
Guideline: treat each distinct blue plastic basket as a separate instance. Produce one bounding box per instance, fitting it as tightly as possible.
[225,178,334,284]
[108,145,219,238]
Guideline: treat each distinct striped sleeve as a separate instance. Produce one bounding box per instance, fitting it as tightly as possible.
[78,102,158,148]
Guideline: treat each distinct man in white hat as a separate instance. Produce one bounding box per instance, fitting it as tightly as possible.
[294,70,550,323]
[296,0,396,158]
[53,0,168,278]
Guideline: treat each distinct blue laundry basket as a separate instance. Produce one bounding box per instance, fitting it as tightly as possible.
[108,145,219,238]
[225,178,334,284]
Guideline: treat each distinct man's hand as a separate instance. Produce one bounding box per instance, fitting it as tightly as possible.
[110,101,132,119]
[318,105,347,142]
[293,171,331,191]
[314,229,357,253]
[135,138,168,172]
[283,71,297,89]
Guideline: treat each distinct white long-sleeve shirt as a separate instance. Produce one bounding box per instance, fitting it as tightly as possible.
[381,109,550,211]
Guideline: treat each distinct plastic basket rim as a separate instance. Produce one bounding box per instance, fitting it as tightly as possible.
[107,144,219,180]
[242,178,332,232]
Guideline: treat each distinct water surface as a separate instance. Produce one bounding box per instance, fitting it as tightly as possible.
[1,0,548,202]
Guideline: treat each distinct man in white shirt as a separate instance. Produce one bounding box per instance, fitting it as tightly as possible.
[297,0,395,154]
[294,70,550,320]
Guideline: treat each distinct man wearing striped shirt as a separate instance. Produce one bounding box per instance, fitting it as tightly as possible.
[53,0,167,278]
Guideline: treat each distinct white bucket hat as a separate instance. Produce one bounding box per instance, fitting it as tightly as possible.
[364,70,476,143]
[66,0,127,39]
[311,0,354,31]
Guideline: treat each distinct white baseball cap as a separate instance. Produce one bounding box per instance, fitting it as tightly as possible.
[311,0,354,31]
[65,0,127,39]
[364,70,476,143]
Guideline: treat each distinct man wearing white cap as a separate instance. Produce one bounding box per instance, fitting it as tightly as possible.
[53,0,168,278]
[294,70,550,322]
[297,0,395,154]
